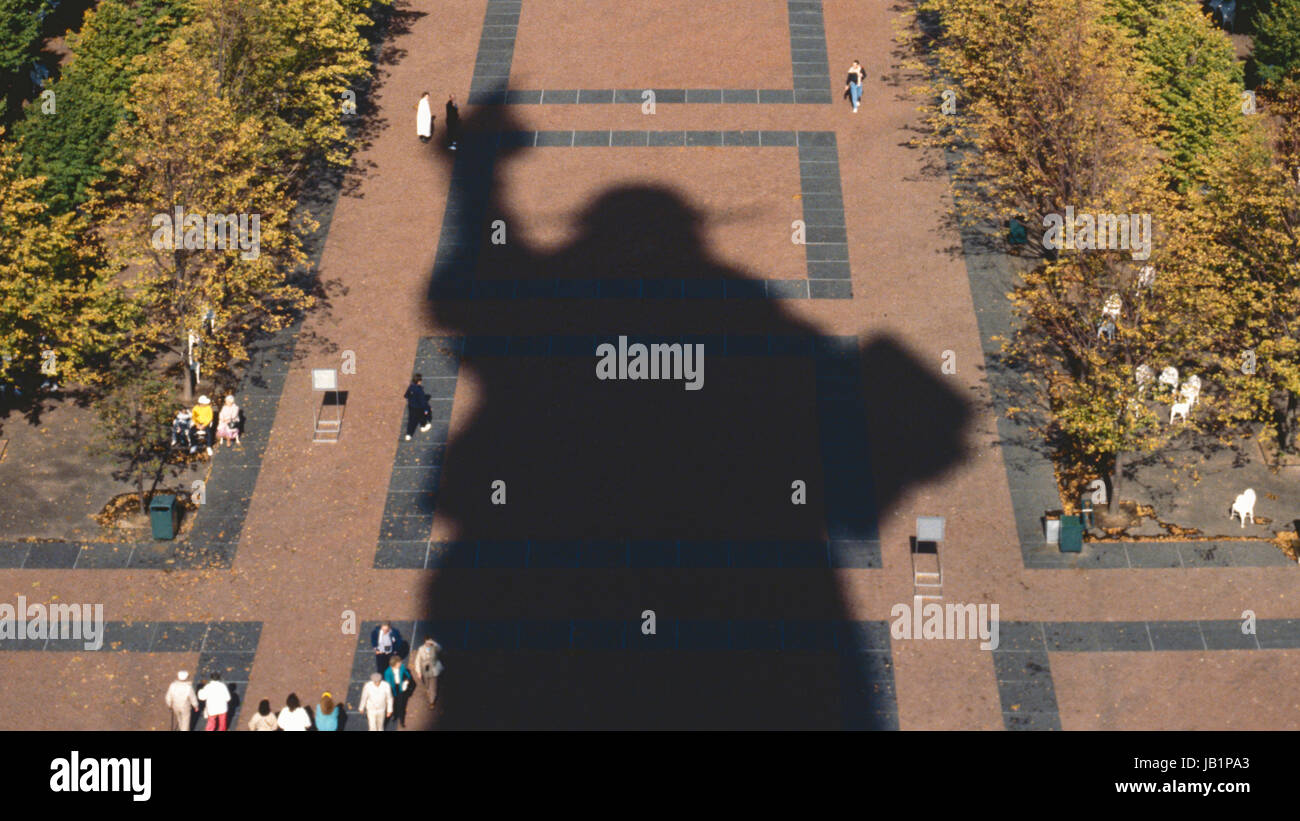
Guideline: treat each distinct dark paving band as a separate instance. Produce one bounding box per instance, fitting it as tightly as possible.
[945,150,1294,570]
[376,335,881,568]
[467,0,832,105]
[0,620,262,730]
[429,130,851,300]
[346,619,897,730]
[994,618,1300,730]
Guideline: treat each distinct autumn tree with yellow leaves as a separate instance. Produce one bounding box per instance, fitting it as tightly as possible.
[913,0,1299,500]
[92,38,313,402]
[0,131,133,392]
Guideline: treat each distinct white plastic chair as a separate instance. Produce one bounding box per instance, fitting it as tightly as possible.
[1158,366,1179,392]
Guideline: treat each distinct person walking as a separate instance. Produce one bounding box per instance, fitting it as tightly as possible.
[314,692,342,731]
[247,699,279,731]
[402,376,432,441]
[191,395,214,456]
[411,638,444,709]
[445,93,459,151]
[196,672,231,731]
[358,673,393,731]
[216,394,241,447]
[371,621,403,672]
[845,60,864,113]
[277,693,313,731]
[164,670,198,731]
[416,91,434,143]
[384,655,416,729]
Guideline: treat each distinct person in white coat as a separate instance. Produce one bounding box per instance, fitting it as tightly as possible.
[164,670,199,731]
[196,672,232,732]
[358,673,393,731]
[277,693,313,731]
[416,92,433,143]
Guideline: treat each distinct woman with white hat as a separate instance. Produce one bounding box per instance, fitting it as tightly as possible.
[191,395,214,456]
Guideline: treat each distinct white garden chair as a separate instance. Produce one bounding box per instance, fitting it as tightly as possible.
[1102,294,1122,319]
[1135,364,1154,396]
[1158,366,1179,392]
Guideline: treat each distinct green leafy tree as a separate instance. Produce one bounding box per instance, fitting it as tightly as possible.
[0,0,49,75]
[0,0,56,123]
[1125,1,1245,190]
[12,0,190,213]
[1254,0,1300,85]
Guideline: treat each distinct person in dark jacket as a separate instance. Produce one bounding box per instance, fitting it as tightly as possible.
[403,374,432,441]
[384,655,416,729]
[445,94,459,151]
[371,621,403,673]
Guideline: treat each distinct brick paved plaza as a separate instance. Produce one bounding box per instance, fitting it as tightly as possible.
[2,0,1298,731]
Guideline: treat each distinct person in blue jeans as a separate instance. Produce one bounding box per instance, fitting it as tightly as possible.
[845,59,864,112]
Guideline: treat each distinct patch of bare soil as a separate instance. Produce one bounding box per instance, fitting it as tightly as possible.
[93,489,200,541]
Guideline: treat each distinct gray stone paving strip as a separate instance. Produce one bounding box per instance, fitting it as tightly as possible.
[993,619,1300,730]
[374,335,881,569]
[467,0,831,105]
[0,620,262,729]
[943,150,1295,570]
[427,131,852,300]
[344,619,897,730]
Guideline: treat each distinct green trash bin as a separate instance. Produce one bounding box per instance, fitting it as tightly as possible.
[1059,514,1083,553]
[1007,217,1028,246]
[149,494,177,541]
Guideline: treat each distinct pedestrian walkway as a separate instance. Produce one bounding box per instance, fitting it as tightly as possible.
[1,0,1297,731]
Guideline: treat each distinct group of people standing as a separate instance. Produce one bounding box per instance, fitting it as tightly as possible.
[361,622,444,731]
[171,394,242,457]
[246,692,343,731]
[416,91,459,150]
[164,671,234,731]
[161,623,444,731]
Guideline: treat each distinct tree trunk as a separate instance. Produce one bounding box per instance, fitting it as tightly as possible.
[1283,390,1300,454]
[1109,451,1124,507]
[138,470,148,515]
[181,359,194,405]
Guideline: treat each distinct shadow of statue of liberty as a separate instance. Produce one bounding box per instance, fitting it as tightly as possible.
[409,99,973,729]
